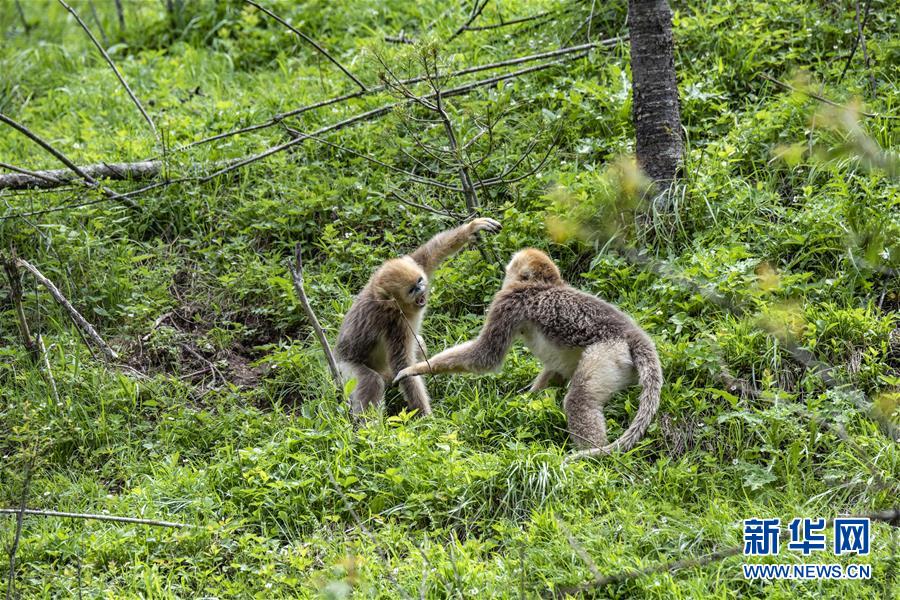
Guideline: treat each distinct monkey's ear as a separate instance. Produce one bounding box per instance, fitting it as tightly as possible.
[519,268,532,281]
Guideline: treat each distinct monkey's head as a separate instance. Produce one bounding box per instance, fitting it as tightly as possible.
[503,248,562,287]
[373,257,428,310]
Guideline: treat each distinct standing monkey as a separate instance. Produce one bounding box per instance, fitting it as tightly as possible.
[394,248,662,460]
[336,218,502,415]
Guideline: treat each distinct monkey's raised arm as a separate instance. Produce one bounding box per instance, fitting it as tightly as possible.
[393,296,520,383]
[408,218,501,277]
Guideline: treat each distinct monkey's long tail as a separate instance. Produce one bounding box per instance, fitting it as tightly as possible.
[564,332,662,464]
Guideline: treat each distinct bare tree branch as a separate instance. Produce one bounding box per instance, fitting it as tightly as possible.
[0,160,162,191]
[462,11,550,31]
[243,0,366,91]
[57,0,158,141]
[0,112,139,209]
[15,257,119,362]
[173,38,623,155]
[450,0,491,41]
[287,243,343,391]
[0,508,192,528]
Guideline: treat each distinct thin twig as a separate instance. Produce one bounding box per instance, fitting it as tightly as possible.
[38,335,61,406]
[837,0,872,84]
[287,243,343,391]
[759,73,895,119]
[57,0,158,140]
[450,0,491,41]
[463,11,550,31]
[15,257,119,362]
[172,38,622,154]
[546,509,900,597]
[86,0,109,45]
[0,508,192,528]
[13,0,30,34]
[387,189,459,219]
[1,252,38,359]
[5,462,32,600]
[555,517,603,585]
[243,0,366,91]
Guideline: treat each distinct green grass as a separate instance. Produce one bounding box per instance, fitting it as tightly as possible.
[1,0,898,597]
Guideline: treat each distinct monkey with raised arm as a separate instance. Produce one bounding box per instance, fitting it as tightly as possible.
[336,218,502,416]
[394,248,662,459]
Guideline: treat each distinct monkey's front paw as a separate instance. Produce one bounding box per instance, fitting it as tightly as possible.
[392,367,416,385]
[470,217,502,235]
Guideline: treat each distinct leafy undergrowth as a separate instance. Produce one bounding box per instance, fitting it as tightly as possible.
[1,0,898,598]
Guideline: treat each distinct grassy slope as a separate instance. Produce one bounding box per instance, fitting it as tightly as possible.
[1,0,898,597]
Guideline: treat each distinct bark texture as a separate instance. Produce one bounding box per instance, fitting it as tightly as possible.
[628,0,683,183]
[0,160,160,191]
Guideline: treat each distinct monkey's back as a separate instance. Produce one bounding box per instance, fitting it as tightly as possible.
[511,285,641,348]
[335,287,401,364]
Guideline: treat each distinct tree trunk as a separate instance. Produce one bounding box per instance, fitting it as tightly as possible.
[628,0,683,184]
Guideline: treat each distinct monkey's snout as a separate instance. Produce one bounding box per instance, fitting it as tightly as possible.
[414,292,427,307]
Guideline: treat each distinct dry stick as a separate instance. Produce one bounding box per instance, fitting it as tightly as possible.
[388,189,459,219]
[13,0,30,33]
[57,0,158,141]
[547,508,900,598]
[759,73,896,119]
[555,517,603,585]
[114,0,125,32]
[463,11,550,31]
[449,0,491,40]
[1,253,38,359]
[38,335,61,406]
[0,161,64,187]
[5,463,32,600]
[325,471,412,600]
[287,243,343,391]
[283,129,463,191]
[86,0,109,45]
[0,112,139,209]
[15,257,118,362]
[243,0,366,91]
[0,508,192,529]
[837,0,873,84]
[0,160,162,191]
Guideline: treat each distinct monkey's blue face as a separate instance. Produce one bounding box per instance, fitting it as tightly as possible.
[409,275,427,307]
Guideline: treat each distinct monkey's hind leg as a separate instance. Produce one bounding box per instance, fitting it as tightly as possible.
[563,341,635,450]
[340,362,385,416]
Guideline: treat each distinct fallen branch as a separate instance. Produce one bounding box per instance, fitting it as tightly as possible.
[0,160,162,191]
[546,508,900,597]
[0,112,138,209]
[58,0,158,141]
[0,508,192,529]
[287,243,343,391]
[15,257,118,362]
[244,0,366,91]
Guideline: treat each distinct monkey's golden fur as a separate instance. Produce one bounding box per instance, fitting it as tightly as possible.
[335,218,501,415]
[395,248,663,459]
